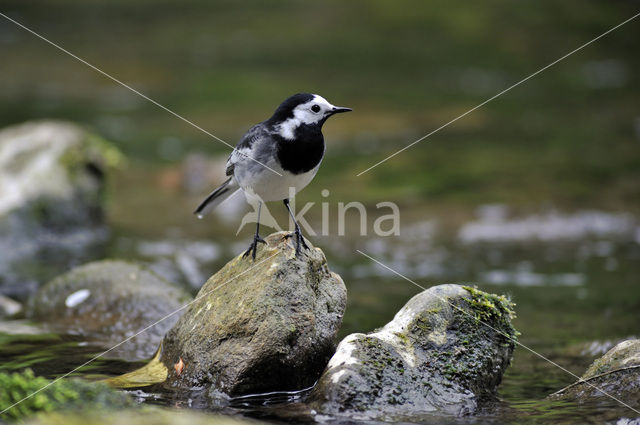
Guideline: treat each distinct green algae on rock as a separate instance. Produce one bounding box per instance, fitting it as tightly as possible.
[159,232,347,396]
[308,284,517,419]
[0,369,134,422]
[462,285,518,337]
[27,260,192,361]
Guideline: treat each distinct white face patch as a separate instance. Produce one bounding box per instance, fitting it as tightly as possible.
[277,94,336,140]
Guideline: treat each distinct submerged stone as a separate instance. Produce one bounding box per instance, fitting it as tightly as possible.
[582,339,640,378]
[550,339,640,404]
[308,284,517,419]
[0,121,122,300]
[159,232,347,396]
[27,260,192,360]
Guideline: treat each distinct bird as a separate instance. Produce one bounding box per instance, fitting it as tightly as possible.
[194,93,352,259]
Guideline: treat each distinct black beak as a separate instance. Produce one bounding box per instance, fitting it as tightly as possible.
[329,106,352,115]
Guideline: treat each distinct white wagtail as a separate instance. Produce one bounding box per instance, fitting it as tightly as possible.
[194,93,351,259]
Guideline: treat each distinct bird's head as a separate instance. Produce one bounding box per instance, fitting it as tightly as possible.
[268,93,351,140]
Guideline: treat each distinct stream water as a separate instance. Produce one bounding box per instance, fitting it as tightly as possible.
[1,187,638,424]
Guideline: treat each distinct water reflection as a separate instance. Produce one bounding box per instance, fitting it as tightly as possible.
[459,205,636,243]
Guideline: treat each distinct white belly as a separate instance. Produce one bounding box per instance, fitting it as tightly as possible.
[235,161,320,202]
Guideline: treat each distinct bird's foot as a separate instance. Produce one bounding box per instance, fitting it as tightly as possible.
[243,234,266,260]
[285,228,309,257]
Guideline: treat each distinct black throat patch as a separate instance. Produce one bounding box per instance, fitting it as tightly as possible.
[275,124,325,175]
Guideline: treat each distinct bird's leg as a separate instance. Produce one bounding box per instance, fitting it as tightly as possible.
[243,202,266,260]
[283,198,309,256]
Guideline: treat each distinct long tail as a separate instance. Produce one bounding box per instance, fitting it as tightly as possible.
[194,177,240,219]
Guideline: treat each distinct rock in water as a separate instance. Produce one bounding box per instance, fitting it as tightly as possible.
[550,339,640,403]
[27,260,192,360]
[160,232,347,395]
[0,121,122,300]
[308,284,517,419]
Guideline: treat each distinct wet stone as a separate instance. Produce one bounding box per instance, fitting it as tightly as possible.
[0,121,122,300]
[26,260,192,360]
[160,232,347,396]
[308,284,518,419]
[550,339,640,404]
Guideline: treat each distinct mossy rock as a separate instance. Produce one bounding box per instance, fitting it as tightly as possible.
[0,121,123,300]
[582,339,640,379]
[0,369,134,422]
[159,232,347,396]
[27,260,192,361]
[0,121,122,221]
[550,339,640,404]
[308,284,517,419]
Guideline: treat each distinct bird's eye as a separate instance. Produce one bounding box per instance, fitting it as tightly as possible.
[311,104,321,113]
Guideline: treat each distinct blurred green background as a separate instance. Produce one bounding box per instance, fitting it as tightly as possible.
[1,1,640,421]
[2,0,638,213]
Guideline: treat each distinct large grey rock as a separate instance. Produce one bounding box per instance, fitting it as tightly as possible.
[308,284,517,419]
[27,260,192,360]
[550,339,640,403]
[160,232,347,396]
[0,121,122,300]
